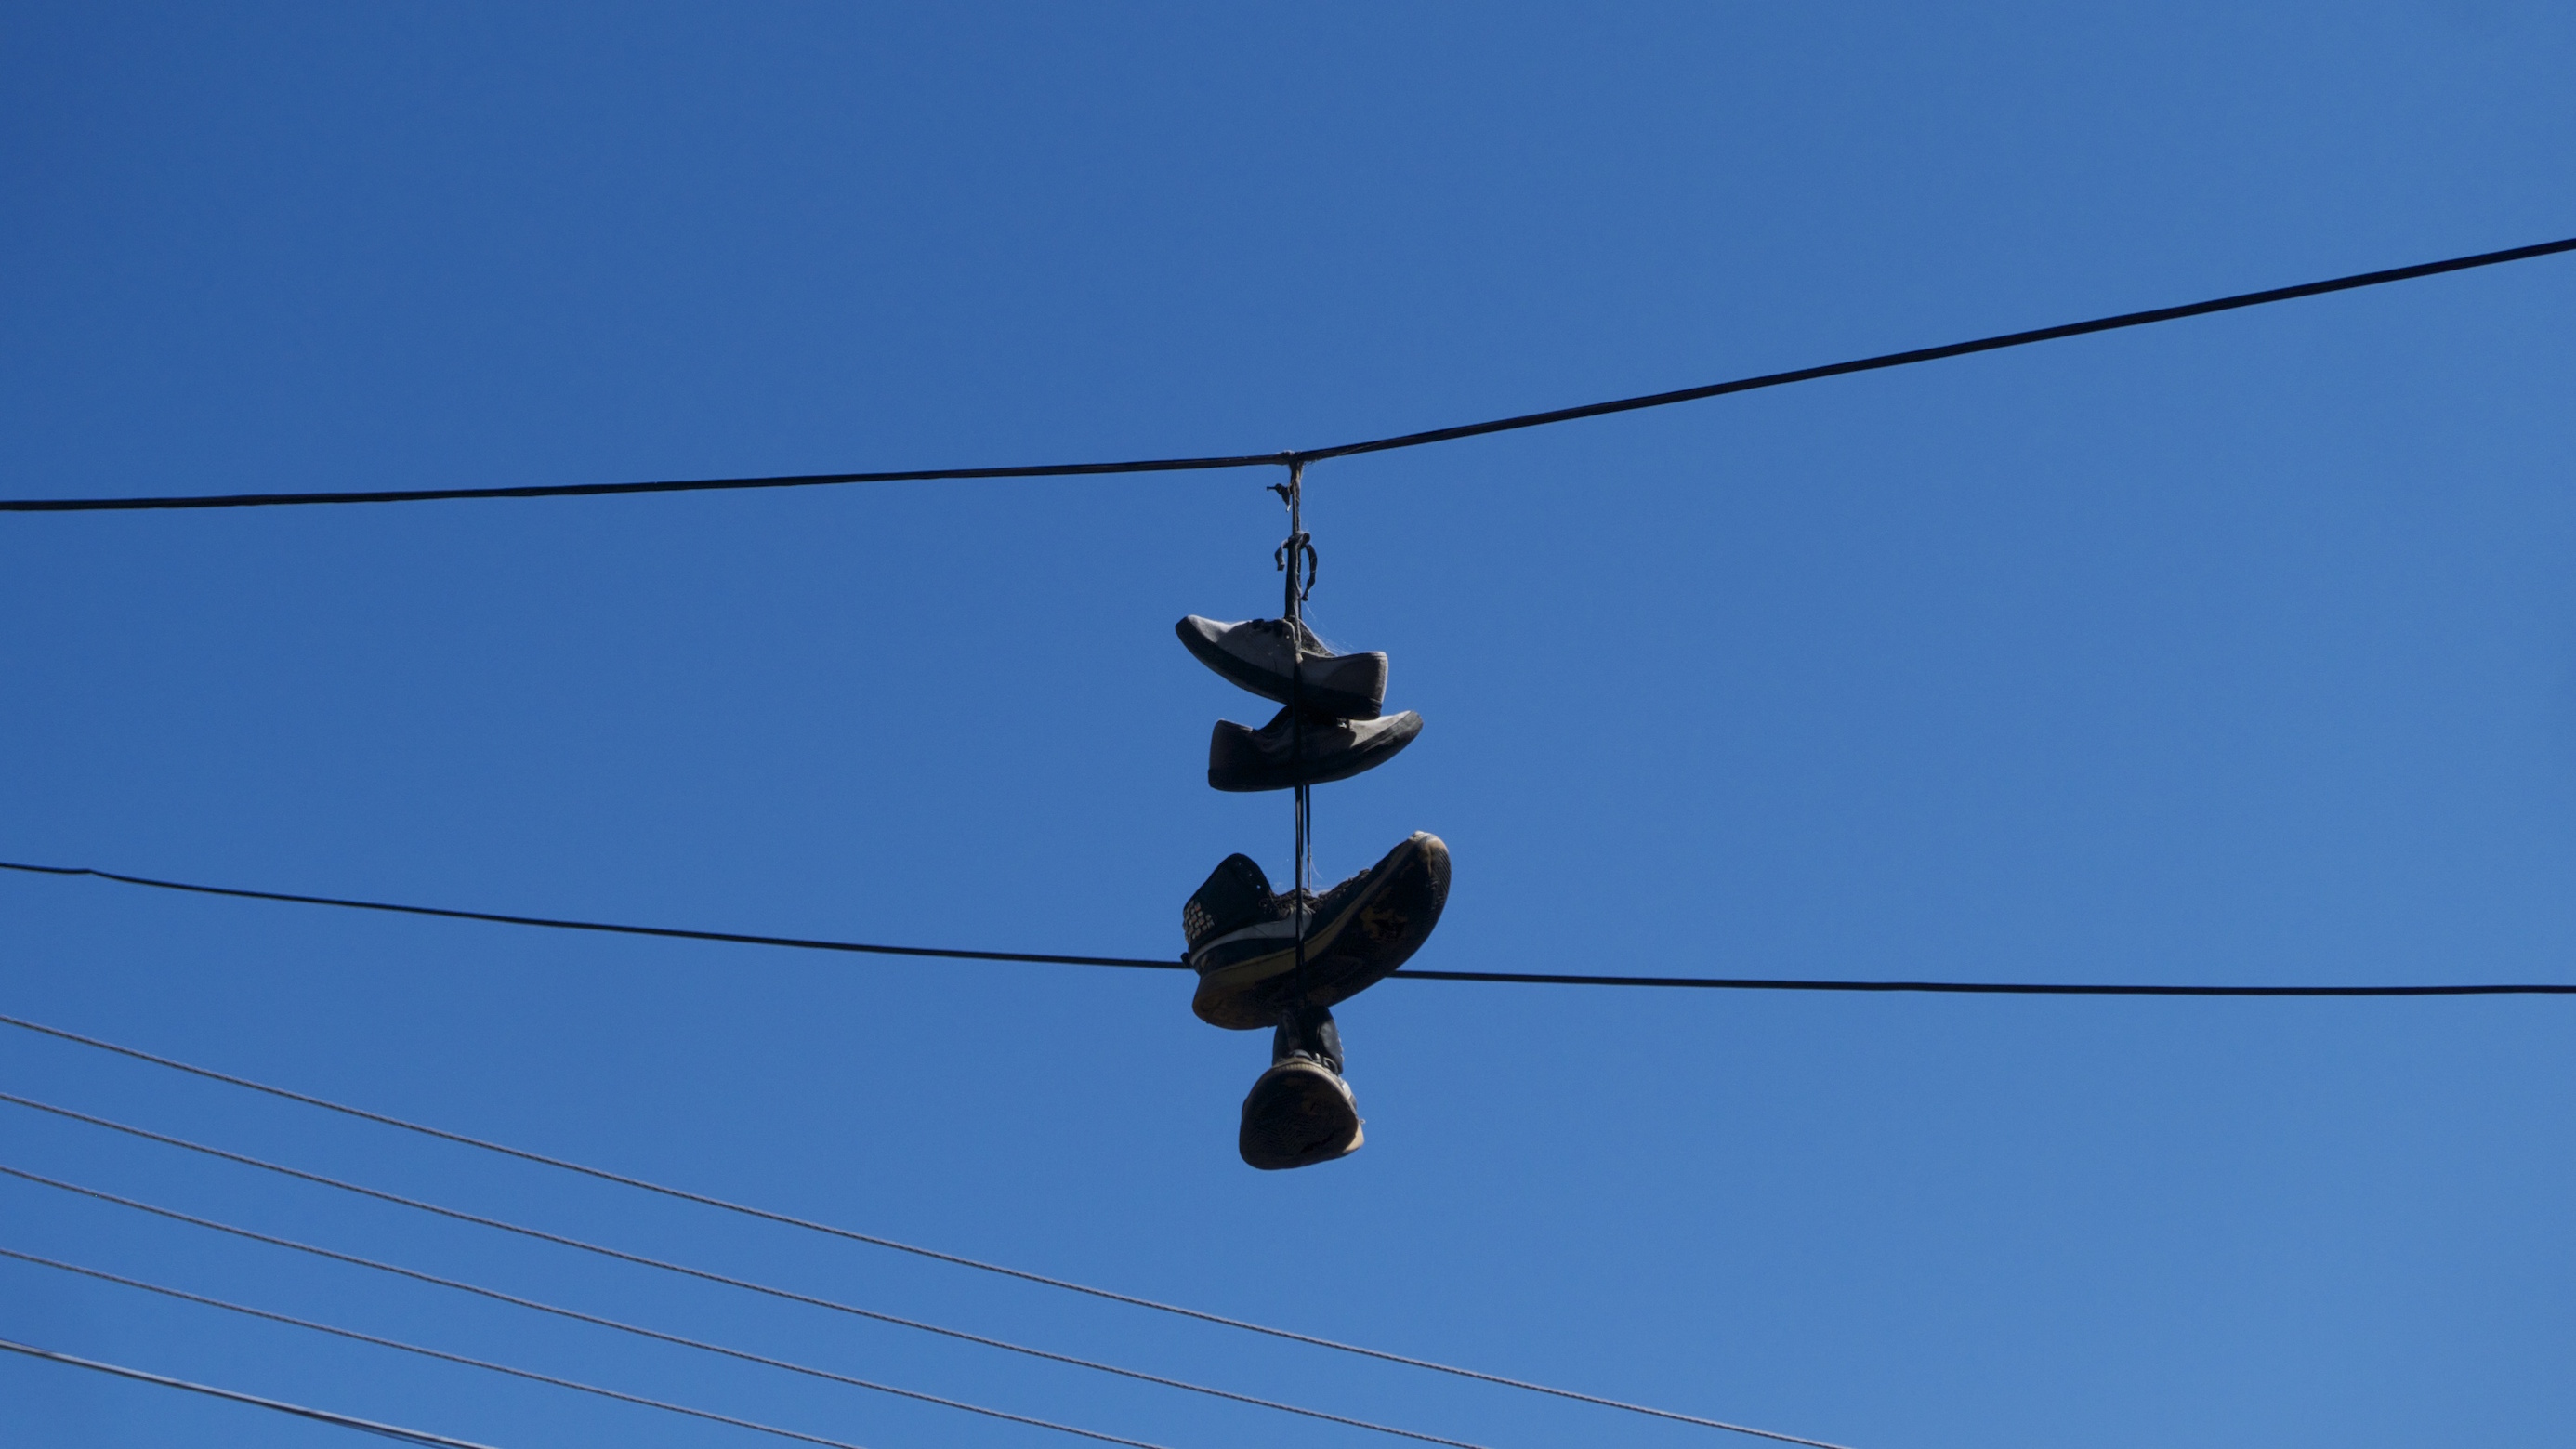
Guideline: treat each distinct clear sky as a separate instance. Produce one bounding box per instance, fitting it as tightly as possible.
[5,5,2573,1448]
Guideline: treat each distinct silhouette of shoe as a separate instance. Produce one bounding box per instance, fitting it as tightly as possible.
[1207,706,1421,792]
[1239,1007,1362,1170]
[1182,832,1451,1030]
[1176,615,1387,720]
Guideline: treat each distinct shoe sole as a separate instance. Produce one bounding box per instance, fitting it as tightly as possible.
[1191,832,1451,1030]
[1176,619,1383,720]
[1238,1059,1364,1170]
[1205,711,1422,793]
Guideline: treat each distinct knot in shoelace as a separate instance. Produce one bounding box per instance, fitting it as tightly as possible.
[1274,532,1317,605]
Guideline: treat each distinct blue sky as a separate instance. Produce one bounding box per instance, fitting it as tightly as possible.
[4,5,2573,1447]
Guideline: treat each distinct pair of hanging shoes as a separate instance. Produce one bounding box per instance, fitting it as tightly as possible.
[1178,616,1422,791]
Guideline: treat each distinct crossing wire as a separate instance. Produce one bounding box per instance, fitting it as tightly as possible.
[0,1023,1856,1449]
[7,859,2573,996]
[2,1247,889,1449]
[0,1164,1200,1449]
[1,234,2569,512]
[0,1337,505,1449]
[0,1153,1494,1449]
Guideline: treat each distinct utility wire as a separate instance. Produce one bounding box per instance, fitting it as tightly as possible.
[0,861,1174,971]
[0,1165,1190,1449]
[1293,233,2576,463]
[1,1247,886,1449]
[7,858,2572,995]
[0,1029,1853,1449]
[1391,969,2576,996]
[3,234,2569,512]
[0,1337,505,1449]
[0,1155,1493,1449]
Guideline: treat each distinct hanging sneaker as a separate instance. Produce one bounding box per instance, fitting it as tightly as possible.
[1239,1008,1362,1170]
[1176,616,1387,720]
[1182,832,1451,1030]
[1207,706,1421,792]
[1240,1060,1363,1169]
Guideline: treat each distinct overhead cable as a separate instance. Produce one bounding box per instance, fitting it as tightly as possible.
[0,861,1175,971]
[0,1337,505,1449]
[0,1165,1185,1449]
[2,1247,886,1449]
[1391,969,2576,996]
[3,234,2569,512]
[0,1156,1492,1449]
[0,1030,1854,1449]
[7,859,2572,996]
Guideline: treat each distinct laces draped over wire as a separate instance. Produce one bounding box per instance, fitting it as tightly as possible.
[1271,462,1317,1013]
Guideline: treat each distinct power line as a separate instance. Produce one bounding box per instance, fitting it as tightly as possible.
[0,1026,1854,1449]
[0,1155,1492,1449]
[1291,233,2576,462]
[0,860,1176,971]
[4,234,2569,513]
[1,1090,1842,1449]
[0,452,1281,512]
[8,858,2573,995]
[1393,969,2576,996]
[0,1166,1192,1449]
[0,1337,506,1449]
[2,1246,885,1449]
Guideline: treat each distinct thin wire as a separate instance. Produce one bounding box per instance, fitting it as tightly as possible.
[0,1033,1853,1449]
[0,1165,1195,1449]
[1291,232,2576,463]
[0,1156,1492,1449]
[0,1247,884,1449]
[1391,969,2576,995]
[8,858,2574,995]
[4,234,2569,512]
[0,859,1179,970]
[0,1337,506,1449]
[0,452,1285,512]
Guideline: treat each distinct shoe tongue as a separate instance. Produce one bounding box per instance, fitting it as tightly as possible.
[1184,853,1277,947]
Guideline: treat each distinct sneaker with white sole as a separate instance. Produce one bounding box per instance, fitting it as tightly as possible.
[1176,615,1387,720]
[1181,832,1451,1030]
